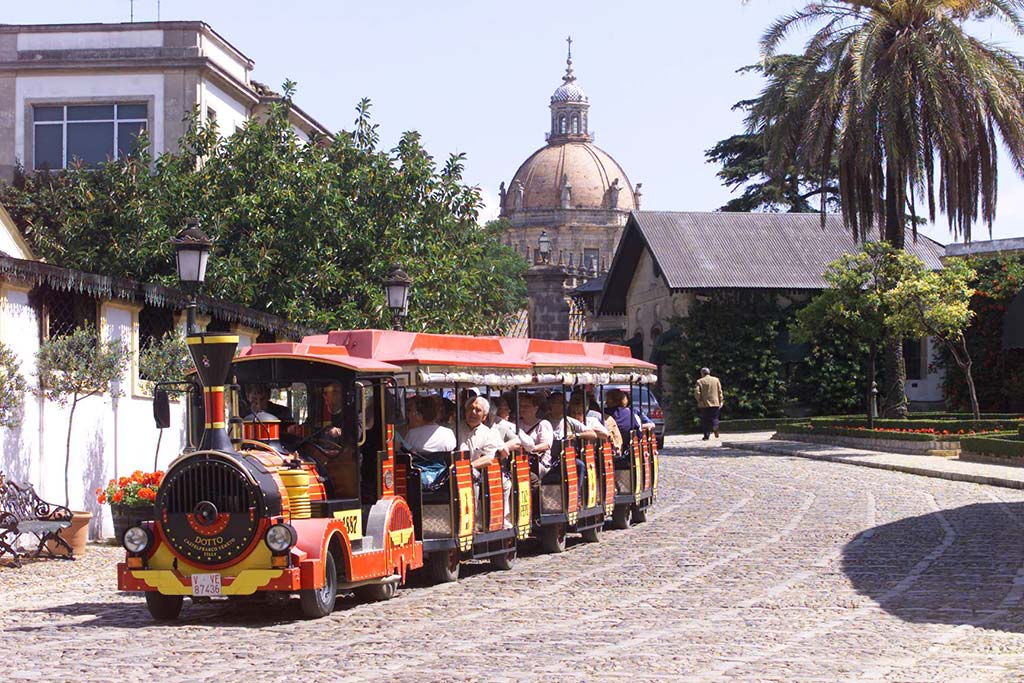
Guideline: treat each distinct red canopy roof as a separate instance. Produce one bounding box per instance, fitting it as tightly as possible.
[326,329,532,369]
[235,340,402,372]
[235,330,653,380]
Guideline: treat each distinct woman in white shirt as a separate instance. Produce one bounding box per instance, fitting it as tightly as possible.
[402,396,456,453]
[517,393,554,482]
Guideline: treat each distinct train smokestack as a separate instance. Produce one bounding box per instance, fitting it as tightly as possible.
[187,334,238,451]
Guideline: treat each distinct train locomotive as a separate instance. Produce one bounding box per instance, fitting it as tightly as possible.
[117,329,658,620]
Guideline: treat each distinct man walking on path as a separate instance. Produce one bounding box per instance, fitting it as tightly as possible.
[695,368,724,441]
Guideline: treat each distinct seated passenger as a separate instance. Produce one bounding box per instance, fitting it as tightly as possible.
[606,389,636,441]
[245,383,292,421]
[569,394,609,438]
[457,396,510,529]
[547,394,593,499]
[403,396,456,454]
[490,397,535,455]
[517,393,553,487]
[547,394,597,441]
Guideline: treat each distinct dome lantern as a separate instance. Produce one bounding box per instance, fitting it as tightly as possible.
[548,36,592,145]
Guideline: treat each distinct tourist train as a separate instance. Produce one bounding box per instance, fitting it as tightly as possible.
[117,329,659,620]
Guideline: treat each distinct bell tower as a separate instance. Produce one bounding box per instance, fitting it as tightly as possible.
[548,36,592,145]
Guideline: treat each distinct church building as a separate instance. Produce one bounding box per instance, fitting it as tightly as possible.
[500,40,638,275]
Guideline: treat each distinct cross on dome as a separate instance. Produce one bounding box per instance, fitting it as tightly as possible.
[548,37,590,143]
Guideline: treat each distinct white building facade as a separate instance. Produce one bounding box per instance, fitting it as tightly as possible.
[0,21,327,180]
[0,214,302,539]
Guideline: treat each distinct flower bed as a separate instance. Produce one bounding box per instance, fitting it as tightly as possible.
[775,423,1015,455]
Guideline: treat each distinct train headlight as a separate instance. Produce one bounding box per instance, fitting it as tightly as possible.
[265,523,297,553]
[123,526,151,554]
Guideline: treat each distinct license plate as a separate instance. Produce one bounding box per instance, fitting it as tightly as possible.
[191,573,222,597]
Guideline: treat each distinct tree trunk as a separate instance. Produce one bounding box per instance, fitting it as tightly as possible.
[884,159,905,249]
[882,337,908,418]
[65,396,78,509]
[954,337,981,421]
[963,361,980,421]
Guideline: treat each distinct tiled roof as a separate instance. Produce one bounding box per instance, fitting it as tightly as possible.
[598,211,947,315]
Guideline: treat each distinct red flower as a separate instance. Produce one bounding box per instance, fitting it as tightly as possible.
[112,490,124,503]
[138,487,156,502]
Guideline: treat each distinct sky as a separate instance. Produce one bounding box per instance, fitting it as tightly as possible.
[6,0,1024,246]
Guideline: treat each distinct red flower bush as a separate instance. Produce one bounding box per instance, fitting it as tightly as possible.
[97,470,164,508]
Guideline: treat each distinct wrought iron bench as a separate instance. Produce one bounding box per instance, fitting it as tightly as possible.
[0,473,74,567]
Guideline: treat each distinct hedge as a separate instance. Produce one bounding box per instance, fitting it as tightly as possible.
[823,412,1024,421]
[719,418,802,432]
[809,416,1023,433]
[960,433,1024,459]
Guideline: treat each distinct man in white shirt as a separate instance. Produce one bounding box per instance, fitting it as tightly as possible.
[457,396,510,529]
[402,396,456,453]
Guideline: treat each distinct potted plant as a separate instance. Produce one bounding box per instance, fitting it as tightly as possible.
[137,330,190,469]
[97,470,163,544]
[35,325,129,555]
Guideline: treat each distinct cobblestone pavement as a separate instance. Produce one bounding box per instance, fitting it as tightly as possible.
[4,442,1024,682]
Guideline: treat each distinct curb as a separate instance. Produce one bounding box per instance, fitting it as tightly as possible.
[723,440,1024,491]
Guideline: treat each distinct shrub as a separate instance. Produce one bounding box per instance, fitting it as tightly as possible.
[662,292,788,428]
[960,433,1024,459]
[0,341,27,429]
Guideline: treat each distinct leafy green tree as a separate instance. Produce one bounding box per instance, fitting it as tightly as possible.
[706,56,840,213]
[35,326,129,507]
[887,259,981,417]
[1,90,527,335]
[936,256,1024,411]
[792,243,921,419]
[663,292,788,429]
[0,341,28,429]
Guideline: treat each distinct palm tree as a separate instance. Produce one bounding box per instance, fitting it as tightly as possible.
[752,0,1024,415]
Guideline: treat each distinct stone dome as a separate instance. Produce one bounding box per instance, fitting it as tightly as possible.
[504,142,636,213]
[551,81,587,103]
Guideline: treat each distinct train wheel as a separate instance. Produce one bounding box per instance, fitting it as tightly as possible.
[539,523,566,554]
[145,593,183,621]
[610,505,631,530]
[632,505,649,524]
[300,552,338,619]
[581,526,601,543]
[355,579,398,602]
[490,539,516,570]
[428,549,460,584]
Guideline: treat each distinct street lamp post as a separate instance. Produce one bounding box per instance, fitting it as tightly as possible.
[383,264,412,331]
[171,218,213,335]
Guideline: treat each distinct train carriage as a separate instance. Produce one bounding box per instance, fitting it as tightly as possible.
[330,329,534,582]
[583,342,660,528]
[116,327,658,620]
[498,338,617,552]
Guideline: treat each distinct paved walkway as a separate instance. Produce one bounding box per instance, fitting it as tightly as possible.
[710,433,1024,491]
[5,443,1024,681]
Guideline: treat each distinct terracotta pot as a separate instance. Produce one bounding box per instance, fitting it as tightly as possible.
[111,504,156,545]
[54,511,92,557]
